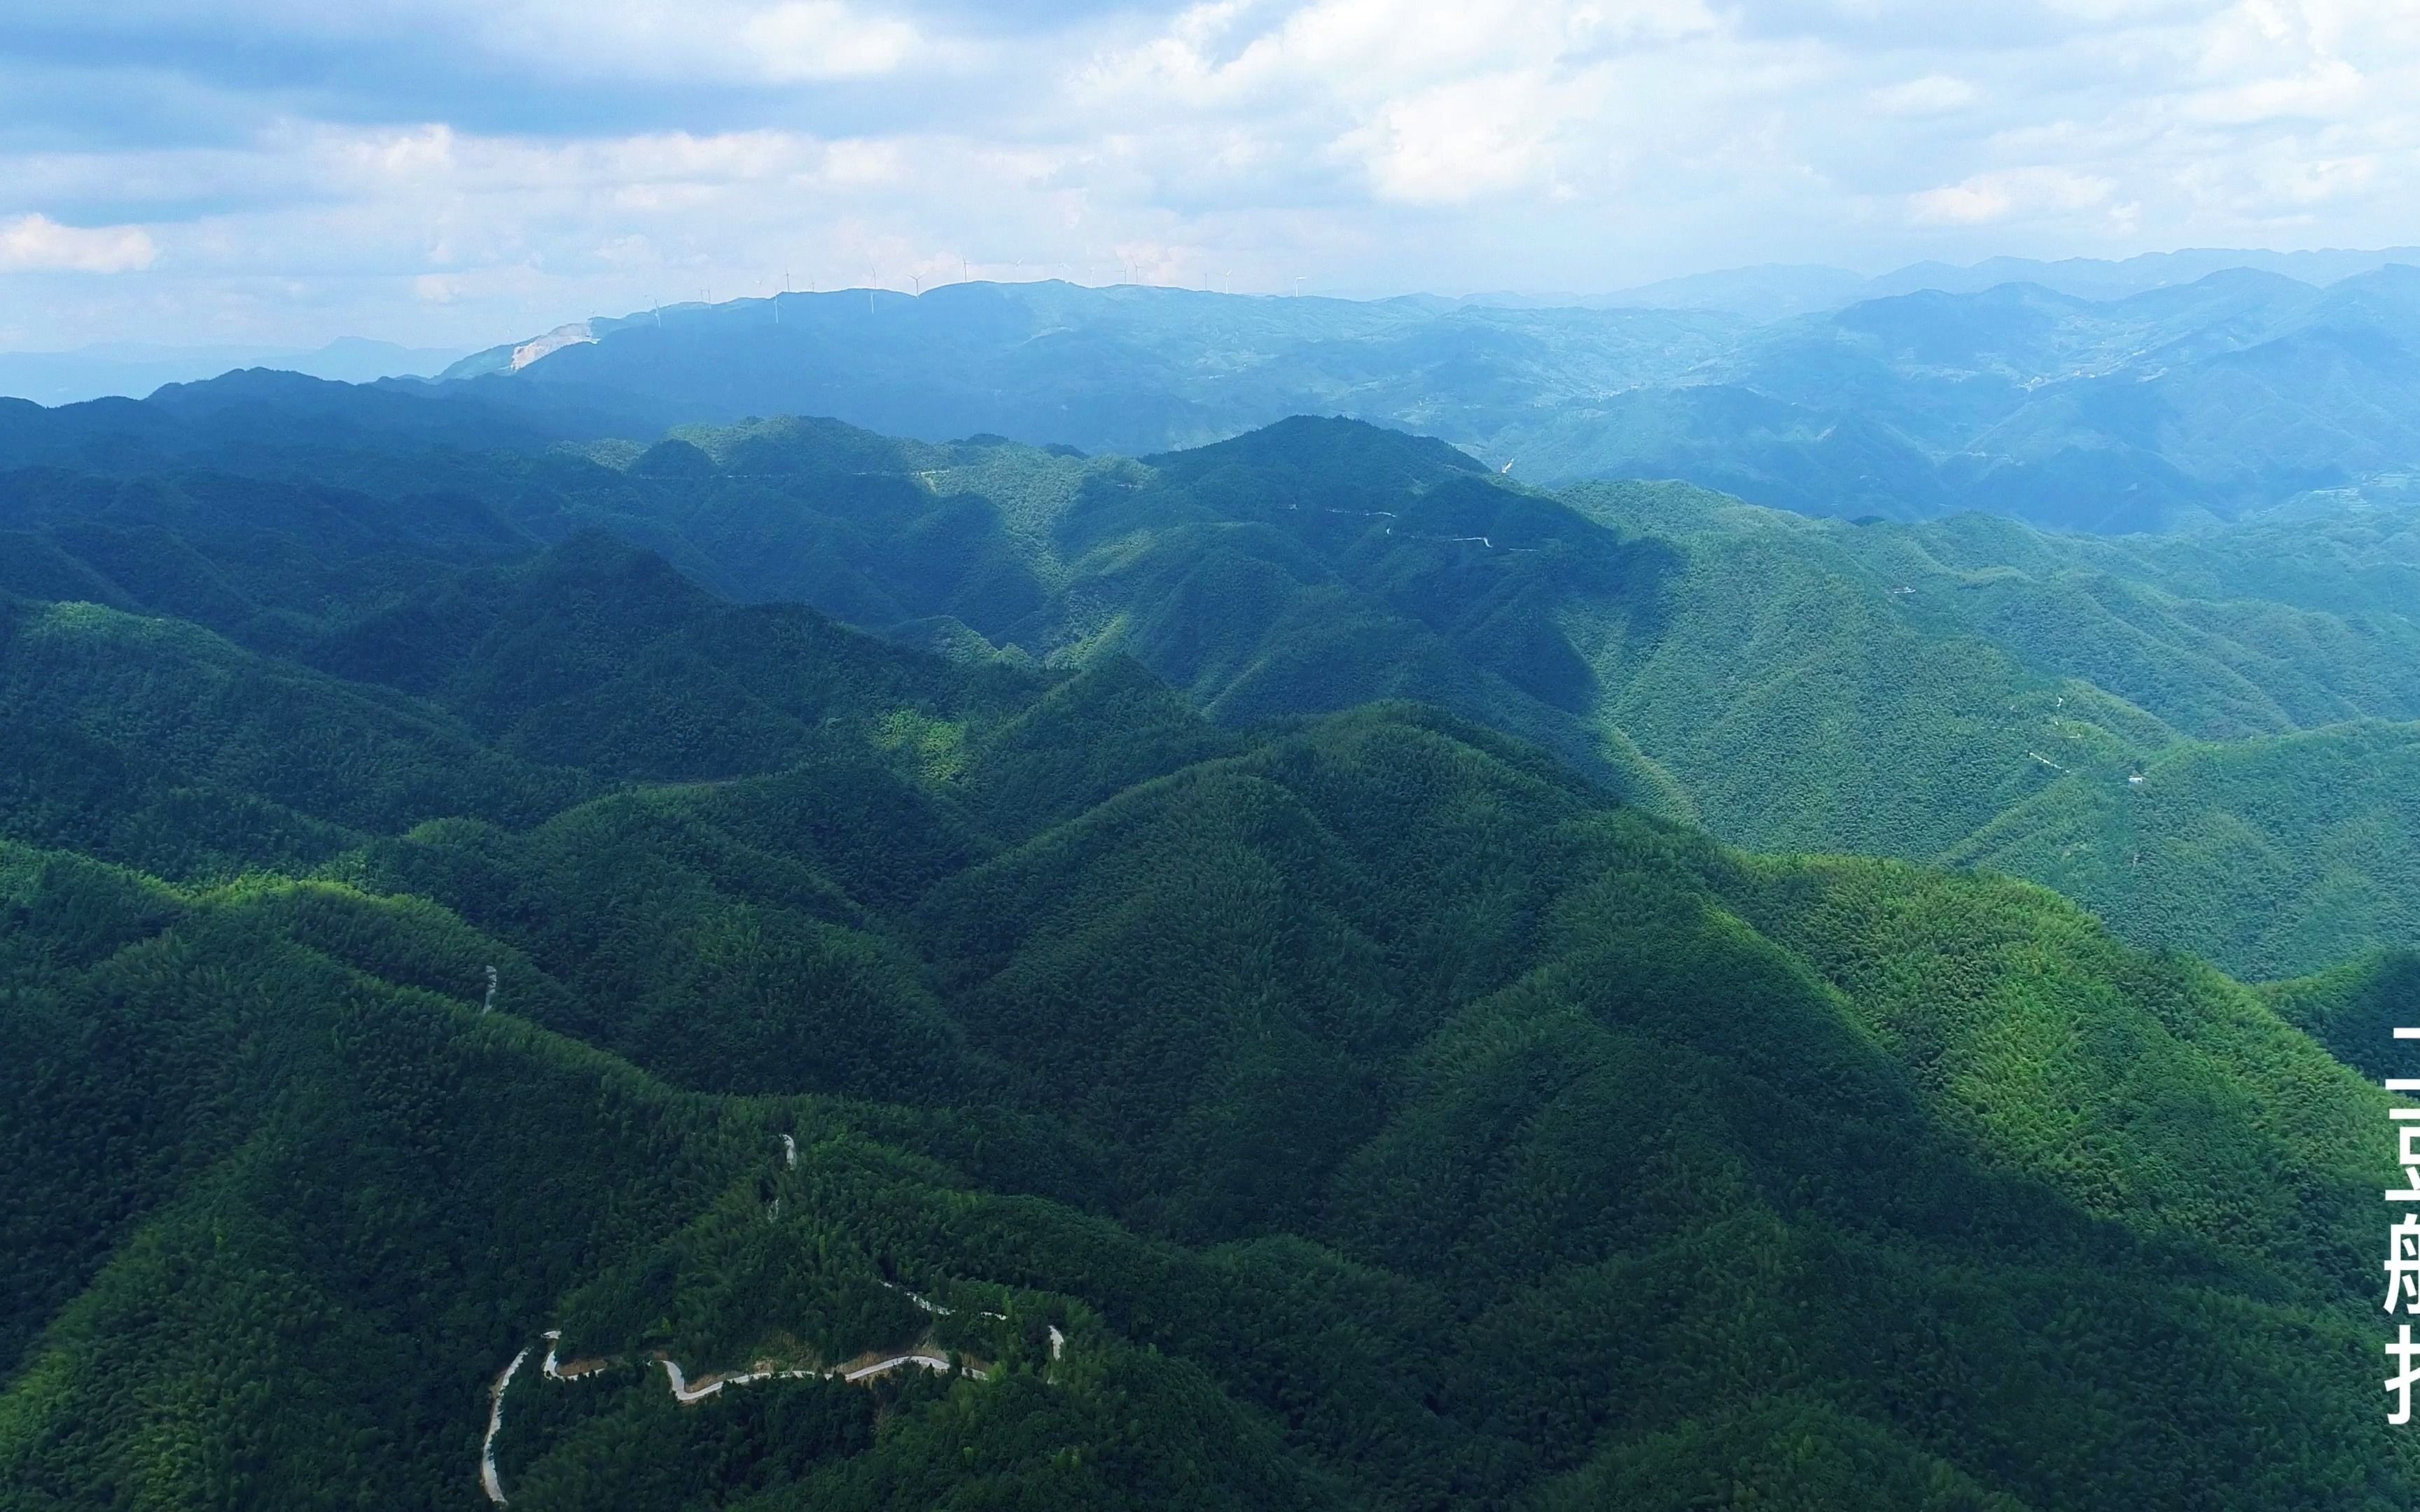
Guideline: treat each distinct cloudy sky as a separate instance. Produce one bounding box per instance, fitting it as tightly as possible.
[1,0,2414,351]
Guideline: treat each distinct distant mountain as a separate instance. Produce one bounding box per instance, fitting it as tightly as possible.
[1454,264,1868,322]
[1862,246,2420,302]
[0,367,655,474]
[418,261,2420,532]
[0,337,471,405]
[1594,263,1870,320]
[433,282,1749,463]
[1589,248,2420,314]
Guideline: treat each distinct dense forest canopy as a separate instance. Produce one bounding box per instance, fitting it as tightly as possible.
[6,387,2410,978]
[1,382,2414,1508]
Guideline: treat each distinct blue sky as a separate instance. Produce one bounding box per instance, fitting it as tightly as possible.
[1,0,2414,351]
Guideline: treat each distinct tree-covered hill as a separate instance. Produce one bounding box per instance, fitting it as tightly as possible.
[1945,720,2420,983]
[2267,949,2420,1079]
[0,368,639,477]
[2,517,2411,1505]
[4,405,2414,979]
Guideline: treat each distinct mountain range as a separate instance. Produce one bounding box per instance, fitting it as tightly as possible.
[3,302,2416,1508]
[2,477,2408,1508]
[407,260,2420,534]
[1485,246,2420,321]
[18,247,2420,537]
[0,339,469,408]
[8,380,2408,979]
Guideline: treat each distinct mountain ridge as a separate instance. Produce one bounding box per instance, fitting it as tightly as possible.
[6,402,2412,979]
[3,510,2409,1506]
[403,264,2420,532]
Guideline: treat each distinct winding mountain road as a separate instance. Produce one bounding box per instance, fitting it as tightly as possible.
[480,1348,528,1504]
[478,1131,1050,1504]
[482,1337,989,1502]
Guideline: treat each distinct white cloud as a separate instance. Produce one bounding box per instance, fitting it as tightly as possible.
[1339,70,1571,204]
[1909,167,2120,225]
[9,0,2420,348]
[0,214,158,273]
[1870,75,1977,116]
[2181,56,2365,125]
[742,2,921,79]
[484,0,926,83]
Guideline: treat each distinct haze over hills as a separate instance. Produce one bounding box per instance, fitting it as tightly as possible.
[1850,246,2420,304]
[0,340,470,407]
[415,257,2420,534]
[1518,247,2420,321]
[18,245,2420,538]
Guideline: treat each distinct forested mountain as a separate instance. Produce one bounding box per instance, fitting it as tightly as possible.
[3,396,2414,980]
[1562,478,2420,979]
[0,338,468,409]
[3,482,2412,1506]
[1947,722,2420,983]
[417,263,2420,531]
[0,368,649,477]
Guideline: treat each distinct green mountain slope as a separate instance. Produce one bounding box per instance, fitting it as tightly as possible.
[9,410,2414,979]
[2,527,2411,1508]
[0,594,588,878]
[555,419,2420,974]
[1946,721,2420,981]
[2267,949,2420,1079]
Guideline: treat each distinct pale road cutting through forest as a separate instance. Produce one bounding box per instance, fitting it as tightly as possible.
[479,1348,528,1505]
[480,1336,991,1502]
[478,1135,1062,1504]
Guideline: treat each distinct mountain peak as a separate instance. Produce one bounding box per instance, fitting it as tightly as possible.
[1146,414,1488,485]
